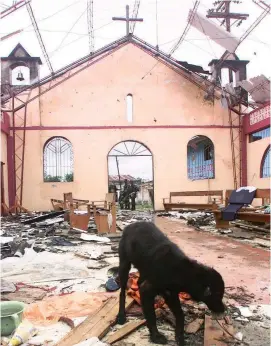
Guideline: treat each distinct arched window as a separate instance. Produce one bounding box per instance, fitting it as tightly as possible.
[43,137,74,182]
[187,136,215,180]
[11,65,30,86]
[261,145,270,178]
[126,94,133,122]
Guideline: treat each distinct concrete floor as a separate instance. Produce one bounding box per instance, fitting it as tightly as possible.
[155,217,270,304]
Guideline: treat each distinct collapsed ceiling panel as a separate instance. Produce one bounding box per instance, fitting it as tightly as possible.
[238,74,270,103]
[188,10,239,53]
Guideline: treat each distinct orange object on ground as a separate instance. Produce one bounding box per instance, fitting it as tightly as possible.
[127,272,191,307]
[24,292,116,325]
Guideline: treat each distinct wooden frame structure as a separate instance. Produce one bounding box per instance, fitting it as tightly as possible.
[63,193,92,231]
[51,195,89,211]
[1,197,30,216]
[90,193,117,234]
[213,188,270,228]
[56,192,117,233]
[163,190,223,211]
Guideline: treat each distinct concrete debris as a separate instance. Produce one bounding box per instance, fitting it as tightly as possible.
[80,234,111,243]
[157,209,270,249]
[0,237,14,244]
[0,279,16,293]
[239,306,253,318]
[235,331,243,341]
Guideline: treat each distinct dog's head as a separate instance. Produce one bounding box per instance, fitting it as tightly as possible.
[200,268,225,314]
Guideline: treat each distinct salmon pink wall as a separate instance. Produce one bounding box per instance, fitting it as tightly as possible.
[247,137,270,189]
[13,43,236,211]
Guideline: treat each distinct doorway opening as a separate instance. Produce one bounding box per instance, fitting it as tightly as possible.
[107,140,154,210]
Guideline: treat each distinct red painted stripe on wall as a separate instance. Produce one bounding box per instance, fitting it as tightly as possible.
[11,125,239,130]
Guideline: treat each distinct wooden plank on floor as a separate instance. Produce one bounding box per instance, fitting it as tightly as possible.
[55,295,134,346]
[105,309,163,344]
[204,315,235,346]
[106,319,146,344]
[185,318,204,334]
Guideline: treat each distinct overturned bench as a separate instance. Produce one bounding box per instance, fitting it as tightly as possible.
[213,188,270,229]
[163,190,223,212]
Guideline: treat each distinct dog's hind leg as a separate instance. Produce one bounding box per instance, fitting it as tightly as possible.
[117,259,131,325]
[140,282,167,345]
[163,291,184,346]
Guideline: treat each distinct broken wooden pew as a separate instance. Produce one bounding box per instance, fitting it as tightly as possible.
[163,190,223,212]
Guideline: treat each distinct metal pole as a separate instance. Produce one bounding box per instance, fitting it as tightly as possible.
[126,5,129,35]
[115,156,121,189]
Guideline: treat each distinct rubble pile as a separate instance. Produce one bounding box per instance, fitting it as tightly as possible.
[157,210,216,229]
[156,210,270,249]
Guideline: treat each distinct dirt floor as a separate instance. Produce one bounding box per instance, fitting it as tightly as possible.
[155,217,270,304]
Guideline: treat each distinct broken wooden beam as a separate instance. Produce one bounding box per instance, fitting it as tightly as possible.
[55,295,134,346]
[204,315,235,346]
[185,318,204,334]
[105,309,163,345]
[21,210,65,224]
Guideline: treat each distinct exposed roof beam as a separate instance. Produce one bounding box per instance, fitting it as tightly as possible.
[130,0,140,34]
[87,0,94,53]
[1,0,29,19]
[26,2,54,75]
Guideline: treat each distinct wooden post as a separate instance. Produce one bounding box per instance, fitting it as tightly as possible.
[111,202,117,233]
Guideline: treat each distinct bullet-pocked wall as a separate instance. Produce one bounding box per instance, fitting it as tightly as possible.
[14,42,236,211]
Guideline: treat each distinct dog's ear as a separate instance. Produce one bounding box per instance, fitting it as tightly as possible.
[203,286,211,297]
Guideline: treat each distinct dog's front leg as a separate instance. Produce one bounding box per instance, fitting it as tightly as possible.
[140,282,167,345]
[163,291,184,346]
[117,261,131,325]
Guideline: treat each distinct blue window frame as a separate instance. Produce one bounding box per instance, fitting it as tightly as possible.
[249,127,270,143]
[261,146,270,178]
[187,136,214,180]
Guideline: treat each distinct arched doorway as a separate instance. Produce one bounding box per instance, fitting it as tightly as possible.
[108,141,154,210]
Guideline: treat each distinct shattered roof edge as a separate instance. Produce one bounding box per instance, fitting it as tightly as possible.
[3,34,221,103]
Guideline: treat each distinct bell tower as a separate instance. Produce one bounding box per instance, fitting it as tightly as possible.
[1,43,42,95]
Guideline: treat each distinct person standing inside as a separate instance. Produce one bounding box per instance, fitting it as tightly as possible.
[129,181,139,211]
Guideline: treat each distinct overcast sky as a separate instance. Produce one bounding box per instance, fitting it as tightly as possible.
[1,0,271,79]
[1,0,270,180]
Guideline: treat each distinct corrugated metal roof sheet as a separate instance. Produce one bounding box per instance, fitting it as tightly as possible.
[109,175,136,182]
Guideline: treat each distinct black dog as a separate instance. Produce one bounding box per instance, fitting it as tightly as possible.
[117,221,225,346]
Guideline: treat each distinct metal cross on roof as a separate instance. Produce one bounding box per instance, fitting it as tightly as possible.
[112,5,143,36]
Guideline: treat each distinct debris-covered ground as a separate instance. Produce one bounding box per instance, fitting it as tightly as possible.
[157,210,270,249]
[0,209,270,345]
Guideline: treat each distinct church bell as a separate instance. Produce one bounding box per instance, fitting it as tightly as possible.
[16,71,24,81]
